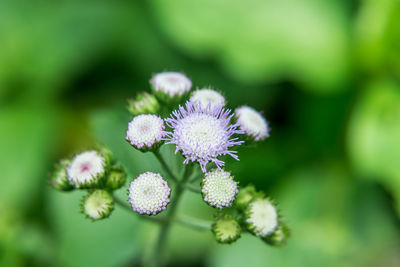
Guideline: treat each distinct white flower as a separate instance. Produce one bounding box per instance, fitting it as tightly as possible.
[246,198,278,237]
[126,114,165,151]
[150,72,192,97]
[128,172,171,215]
[67,151,106,188]
[190,89,226,109]
[235,106,269,141]
[201,169,238,209]
[82,190,113,220]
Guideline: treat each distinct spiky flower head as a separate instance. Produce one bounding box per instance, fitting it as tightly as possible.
[67,151,106,188]
[127,92,160,116]
[245,198,279,237]
[201,169,238,209]
[126,114,166,152]
[150,71,192,101]
[50,159,74,191]
[212,214,241,244]
[190,88,226,109]
[235,106,269,142]
[263,222,290,246]
[82,190,114,221]
[105,166,126,190]
[128,172,171,215]
[165,101,244,172]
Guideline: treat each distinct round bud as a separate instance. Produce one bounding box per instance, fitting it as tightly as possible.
[150,72,192,103]
[50,159,74,191]
[212,214,241,244]
[82,190,114,221]
[234,185,259,211]
[235,106,269,142]
[127,92,160,116]
[190,88,226,109]
[105,167,126,190]
[201,169,239,209]
[128,172,171,215]
[126,114,166,152]
[245,198,279,237]
[67,151,106,188]
[263,221,290,246]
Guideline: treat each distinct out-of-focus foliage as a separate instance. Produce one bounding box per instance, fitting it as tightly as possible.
[150,0,350,93]
[1,0,400,266]
[348,79,400,213]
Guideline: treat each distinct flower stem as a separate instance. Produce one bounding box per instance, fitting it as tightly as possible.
[176,215,212,231]
[150,164,194,267]
[153,150,179,183]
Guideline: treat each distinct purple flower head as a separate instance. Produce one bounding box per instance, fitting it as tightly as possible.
[165,101,244,172]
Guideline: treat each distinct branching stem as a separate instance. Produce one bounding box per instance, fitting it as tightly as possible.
[153,150,179,183]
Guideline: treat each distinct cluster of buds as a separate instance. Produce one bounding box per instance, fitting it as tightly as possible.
[50,70,289,249]
[50,147,126,221]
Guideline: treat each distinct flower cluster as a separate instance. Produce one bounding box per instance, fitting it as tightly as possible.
[50,147,126,221]
[50,70,289,251]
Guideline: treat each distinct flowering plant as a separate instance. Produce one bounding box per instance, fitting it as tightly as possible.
[50,71,289,267]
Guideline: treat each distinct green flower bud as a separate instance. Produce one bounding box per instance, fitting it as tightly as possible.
[127,92,160,116]
[212,214,241,244]
[263,221,290,246]
[234,185,258,210]
[106,166,126,190]
[81,190,114,221]
[50,159,74,191]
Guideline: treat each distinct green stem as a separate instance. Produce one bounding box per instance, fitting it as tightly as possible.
[153,150,178,183]
[186,183,201,193]
[150,164,194,267]
[176,215,212,231]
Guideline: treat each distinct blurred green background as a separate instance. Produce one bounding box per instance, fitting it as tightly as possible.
[1,0,400,266]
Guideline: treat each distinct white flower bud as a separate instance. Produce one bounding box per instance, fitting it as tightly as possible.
[67,151,106,188]
[245,198,278,237]
[235,106,269,142]
[190,88,226,109]
[128,172,171,215]
[201,169,238,209]
[126,114,166,152]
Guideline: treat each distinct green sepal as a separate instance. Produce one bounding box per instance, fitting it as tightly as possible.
[151,86,191,106]
[263,221,290,246]
[127,92,160,116]
[81,189,114,221]
[212,214,241,244]
[50,159,74,191]
[126,138,165,153]
[105,165,126,190]
[234,184,262,211]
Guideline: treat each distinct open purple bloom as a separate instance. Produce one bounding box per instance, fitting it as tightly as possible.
[165,101,244,172]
